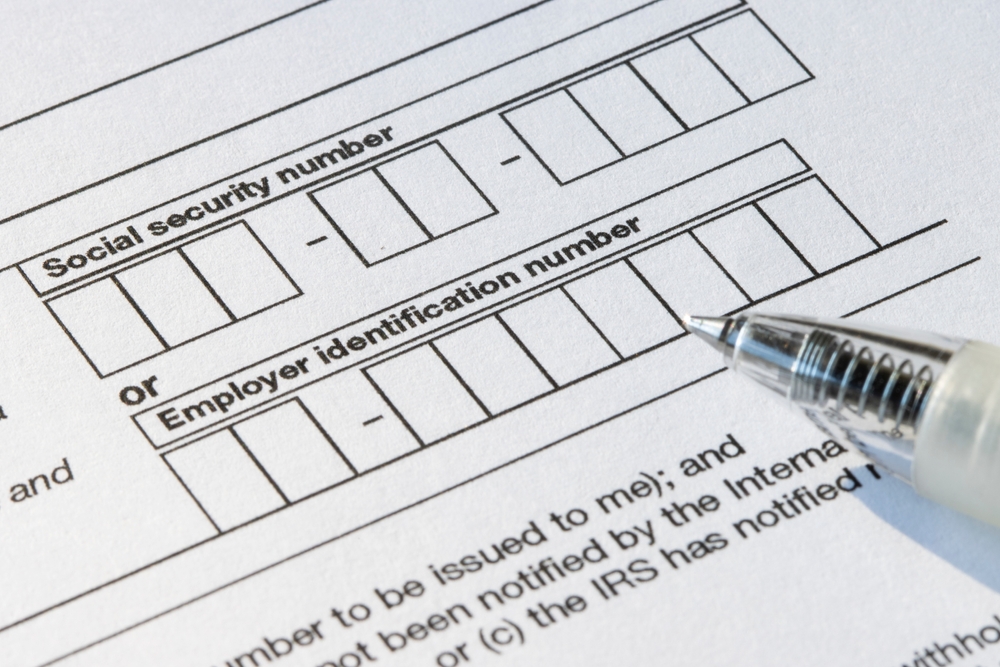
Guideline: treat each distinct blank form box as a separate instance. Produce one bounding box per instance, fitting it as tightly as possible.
[115,251,232,347]
[302,371,419,473]
[565,262,683,357]
[757,179,877,273]
[311,171,429,264]
[500,290,619,386]
[366,345,487,444]
[48,279,164,375]
[693,13,810,102]
[629,234,748,318]
[164,430,285,532]
[693,206,813,299]
[434,317,553,414]
[631,38,746,127]
[377,144,495,237]
[182,224,299,318]
[503,91,622,182]
[569,65,684,155]
[232,401,354,502]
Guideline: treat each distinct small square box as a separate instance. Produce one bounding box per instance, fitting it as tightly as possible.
[232,401,355,502]
[47,279,165,375]
[500,290,619,385]
[116,251,232,346]
[693,12,810,102]
[164,430,286,532]
[182,223,299,318]
[629,234,749,318]
[504,91,622,182]
[564,262,683,357]
[310,172,429,264]
[377,144,495,237]
[692,206,813,299]
[757,179,876,273]
[435,316,554,414]
[631,38,746,128]
[569,65,684,155]
[366,345,487,444]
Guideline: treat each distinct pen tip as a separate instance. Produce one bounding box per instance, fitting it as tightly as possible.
[684,315,732,352]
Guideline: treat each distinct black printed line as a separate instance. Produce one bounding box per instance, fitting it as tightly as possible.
[0,0,335,133]
[560,285,623,360]
[435,141,498,215]
[373,168,433,240]
[240,222,303,295]
[773,139,811,173]
[689,35,751,104]
[177,248,237,321]
[623,257,685,329]
[746,9,814,79]
[296,398,359,476]
[361,368,425,447]
[715,220,952,316]
[161,456,222,534]
[501,106,565,183]
[100,292,299,379]
[752,202,817,275]
[565,88,626,157]
[551,79,811,186]
[110,275,170,349]
[842,258,980,318]
[880,218,947,250]
[309,191,374,267]
[0,0,558,228]
[495,314,558,388]
[626,61,688,130]
[429,342,492,418]
[815,177,882,249]
[42,298,105,377]
[688,231,753,302]
[229,428,290,505]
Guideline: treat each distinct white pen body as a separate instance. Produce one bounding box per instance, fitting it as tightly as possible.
[914,340,1000,527]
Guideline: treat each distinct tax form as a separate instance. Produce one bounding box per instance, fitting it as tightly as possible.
[2,0,1000,664]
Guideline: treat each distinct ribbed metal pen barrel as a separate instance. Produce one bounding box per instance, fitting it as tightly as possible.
[790,330,936,434]
[685,312,964,482]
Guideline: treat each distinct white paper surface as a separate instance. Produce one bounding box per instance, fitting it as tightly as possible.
[2,1,1000,665]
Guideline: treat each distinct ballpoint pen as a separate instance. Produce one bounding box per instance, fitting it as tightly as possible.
[685,312,1000,527]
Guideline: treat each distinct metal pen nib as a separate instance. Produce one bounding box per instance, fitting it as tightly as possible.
[682,315,730,353]
[685,312,964,484]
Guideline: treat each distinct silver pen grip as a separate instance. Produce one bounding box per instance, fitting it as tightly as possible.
[689,311,1000,527]
[686,313,986,510]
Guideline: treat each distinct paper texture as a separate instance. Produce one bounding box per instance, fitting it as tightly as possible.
[1,1,999,665]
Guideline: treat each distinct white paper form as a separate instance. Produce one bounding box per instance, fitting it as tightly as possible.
[2,0,1000,664]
